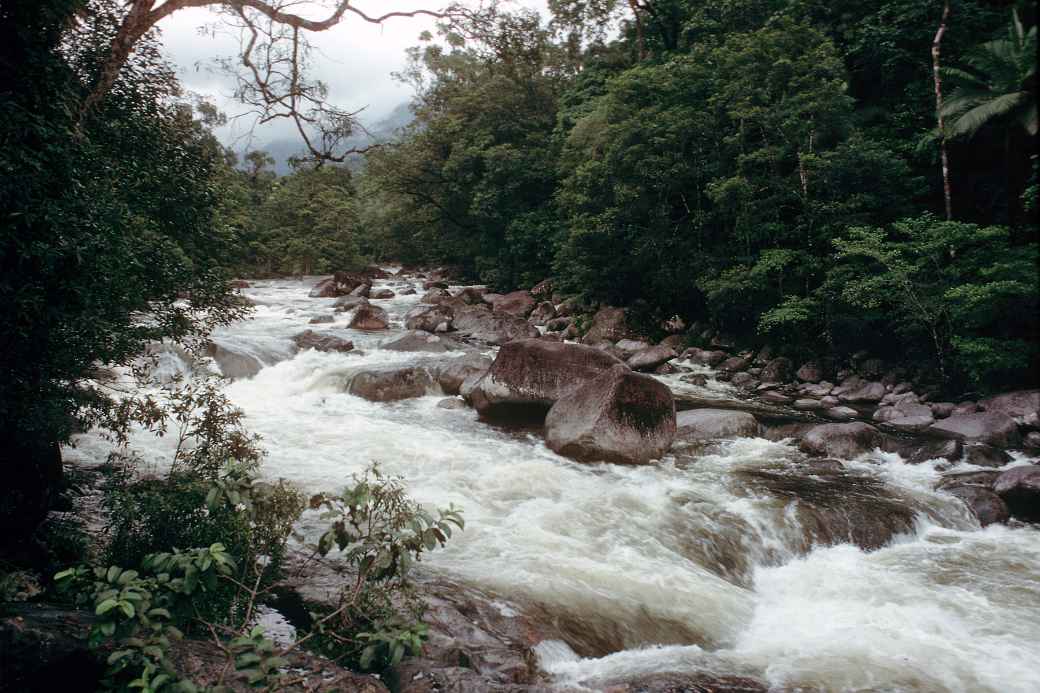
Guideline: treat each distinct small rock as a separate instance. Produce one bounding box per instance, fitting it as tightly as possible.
[796,361,824,383]
[436,398,467,410]
[838,381,886,404]
[371,288,395,299]
[800,422,883,459]
[963,443,1013,468]
[928,411,1021,449]
[292,330,354,353]
[308,314,334,324]
[794,398,824,411]
[760,357,793,383]
[675,409,761,442]
[759,391,793,405]
[823,406,858,421]
[930,402,955,419]
[627,345,677,372]
[1024,432,1040,450]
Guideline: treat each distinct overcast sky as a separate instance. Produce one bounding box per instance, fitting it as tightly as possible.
[156,1,548,149]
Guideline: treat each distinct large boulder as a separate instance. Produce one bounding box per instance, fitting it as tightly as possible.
[453,286,486,305]
[545,317,572,333]
[467,339,623,418]
[530,278,554,300]
[581,306,631,344]
[347,366,437,402]
[381,331,460,353]
[978,389,1039,425]
[718,355,752,372]
[421,287,453,304]
[992,465,1040,522]
[348,304,389,331]
[627,345,677,372]
[946,486,1009,527]
[545,364,676,464]
[796,362,824,383]
[434,354,493,395]
[928,411,1021,449]
[309,277,341,298]
[452,306,539,346]
[799,422,883,459]
[404,304,455,332]
[370,288,395,299]
[489,290,535,318]
[292,330,354,353]
[674,409,761,442]
[615,339,652,358]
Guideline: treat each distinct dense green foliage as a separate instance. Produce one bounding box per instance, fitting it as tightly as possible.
[357,0,1038,392]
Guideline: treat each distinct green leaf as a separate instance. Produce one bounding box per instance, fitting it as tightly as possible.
[96,598,119,615]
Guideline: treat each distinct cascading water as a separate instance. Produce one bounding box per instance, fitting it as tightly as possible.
[64,275,1040,693]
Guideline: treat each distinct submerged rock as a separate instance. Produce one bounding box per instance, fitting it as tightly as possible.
[545,364,676,464]
[332,295,369,312]
[946,486,1009,527]
[467,339,623,419]
[585,671,767,693]
[205,341,263,379]
[674,409,761,442]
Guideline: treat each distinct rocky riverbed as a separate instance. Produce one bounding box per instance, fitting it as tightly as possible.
[52,269,1040,692]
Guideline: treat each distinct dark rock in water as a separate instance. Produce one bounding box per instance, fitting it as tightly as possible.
[436,397,467,410]
[654,362,679,375]
[423,280,449,290]
[799,422,883,459]
[371,288,395,299]
[309,277,340,298]
[962,443,1013,467]
[452,306,540,346]
[0,604,103,691]
[738,466,916,551]
[891,437,962,464]
[992,465,1040,522]
[730,372,755,389]
[490,290,536,318]
[332,295,369,312]
[586,671,767,693]
[545,364,676,464]
[350,282,371,298]
[1025,431,1040,449]
[349,304,389,330]
[382,330,460,353]
[348,366,437,402]
[946,485,1009,526]
[675,409,761,442]
[682,348,728,367]
[467,339,623,419]
[928,411,1021,449]
[758,390,793,406]
[308,314,334,324]
[627,344,677,372]
[405,303,455,332]
[399,287,417,295]
[581,306,631,344]
[936,470,1000,490]
[528,301,557,326]
[681,373,709,387]
[292,330,354,353]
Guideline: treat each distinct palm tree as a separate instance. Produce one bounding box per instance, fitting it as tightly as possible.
[941,11,1037,140]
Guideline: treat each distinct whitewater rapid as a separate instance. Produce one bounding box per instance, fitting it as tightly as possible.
[65,276,1040,692]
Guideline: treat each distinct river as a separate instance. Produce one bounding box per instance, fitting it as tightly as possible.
[64,275,1040,692]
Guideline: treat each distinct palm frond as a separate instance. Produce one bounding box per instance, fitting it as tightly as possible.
[946,91,1028,139]
[1022,100,1038,136]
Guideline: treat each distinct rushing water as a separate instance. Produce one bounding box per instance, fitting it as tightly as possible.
[65,276,1040,692]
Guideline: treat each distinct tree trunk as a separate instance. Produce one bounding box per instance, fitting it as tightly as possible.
[932,1,953,221]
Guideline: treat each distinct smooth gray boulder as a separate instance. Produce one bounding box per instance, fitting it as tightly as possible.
[674,409,761,442]
[627,345,677,372]
[347,366,437,402]
[928,411,1021,449]
[545,364,676,464]
[799,422,883,459]
[838,381,886,404]
[434,354,493,395]
[467,339,623,418]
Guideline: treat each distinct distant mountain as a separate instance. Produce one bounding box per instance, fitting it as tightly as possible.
[240,101,416,175]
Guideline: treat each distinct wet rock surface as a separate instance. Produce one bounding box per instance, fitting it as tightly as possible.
[674,409,761,443]
[545,364,676,464]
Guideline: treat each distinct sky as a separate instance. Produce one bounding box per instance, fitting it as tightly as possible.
[156,1,549,150]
